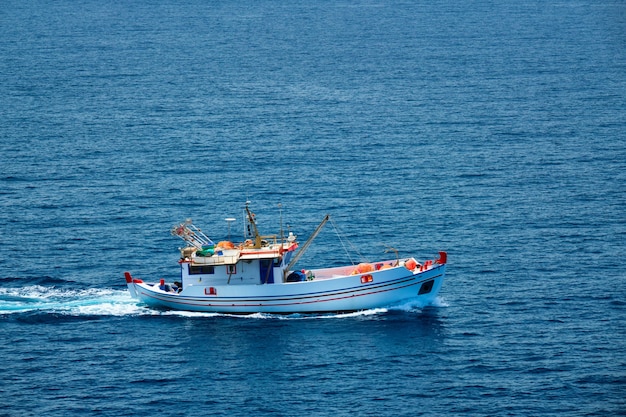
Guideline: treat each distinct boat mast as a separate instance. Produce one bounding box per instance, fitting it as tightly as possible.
[244,202,263,248]
[283,214,330,280]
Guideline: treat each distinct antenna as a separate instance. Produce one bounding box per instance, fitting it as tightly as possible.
[278,203,284,243]
[243,200,251,239]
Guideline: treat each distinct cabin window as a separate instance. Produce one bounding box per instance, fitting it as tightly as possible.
[189,265,215,275]
[418,280,434,295]
[227,264,236,274]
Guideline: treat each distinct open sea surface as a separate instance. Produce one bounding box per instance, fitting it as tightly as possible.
[1,0,625,415]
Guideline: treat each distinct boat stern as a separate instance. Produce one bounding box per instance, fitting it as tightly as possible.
[124,272,140,299]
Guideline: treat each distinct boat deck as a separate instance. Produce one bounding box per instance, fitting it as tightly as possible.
[309,259,406,280]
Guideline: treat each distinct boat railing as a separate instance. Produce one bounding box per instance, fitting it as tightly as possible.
[191,252,240,266]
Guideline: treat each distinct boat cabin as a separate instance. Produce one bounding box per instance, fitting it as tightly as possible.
[178,239,298,287]
[172,203,303,289]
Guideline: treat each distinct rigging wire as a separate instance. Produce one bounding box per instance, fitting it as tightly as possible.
[329,218,368,265]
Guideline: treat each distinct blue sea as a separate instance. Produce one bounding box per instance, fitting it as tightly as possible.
[1,0,625,415]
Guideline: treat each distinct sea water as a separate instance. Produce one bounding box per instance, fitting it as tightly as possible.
[1,0,625,415]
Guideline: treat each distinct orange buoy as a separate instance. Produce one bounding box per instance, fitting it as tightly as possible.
[356,263,374,273]
[217,241,235,249]
[405,259,417,271]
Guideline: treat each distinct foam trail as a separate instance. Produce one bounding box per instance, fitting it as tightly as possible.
[161,310,225,318]
[324,308,388,319]
[0,286,143,316]
[431,296,449,308]
[387,296,449,313]
[159,309,390,320]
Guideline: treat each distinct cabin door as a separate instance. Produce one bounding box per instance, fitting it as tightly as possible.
[259,260,274,284]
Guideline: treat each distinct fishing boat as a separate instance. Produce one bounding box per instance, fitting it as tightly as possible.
[124,203,447,314]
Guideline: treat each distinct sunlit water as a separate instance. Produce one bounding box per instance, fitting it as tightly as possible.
[1,0,625,416]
